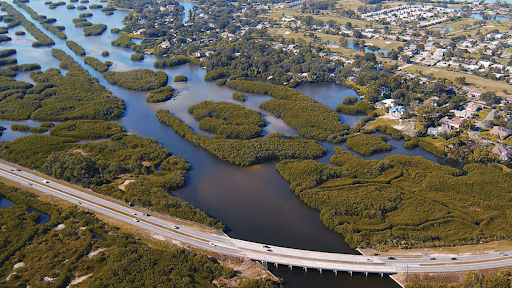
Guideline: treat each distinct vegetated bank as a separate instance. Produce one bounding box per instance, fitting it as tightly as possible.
[188,101,266,139]
[0,2,55,47]
[0,182,278,287]
[157,110,326,166]
[66,40,86,56]
[346,134,392,156]
[146,86,175,103]
[15,2,67,39]
[0,48,125,121]
[84,56,111,72]
[103,69,168,91]
[49,120,125,139]
[276,147,512,249]
[226,80,350,142]
[0,134,221,228]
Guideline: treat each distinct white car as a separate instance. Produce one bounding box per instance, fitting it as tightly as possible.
[171,225,179,229]
[131,212,137,215]
[42,180,50,184]
[209,242,216,246]
[133,218,139,222]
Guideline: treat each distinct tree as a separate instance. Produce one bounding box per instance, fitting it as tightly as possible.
[455,76,467,85]
[480,91,500,106]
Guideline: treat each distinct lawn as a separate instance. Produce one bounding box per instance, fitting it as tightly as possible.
[403,65,511,97]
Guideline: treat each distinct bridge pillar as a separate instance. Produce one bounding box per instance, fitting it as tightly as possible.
[304,267,307,273]
[365,272,368,277]
[274,263,278,268]
[289,265,292,270]
[349,271,352,276]
[334,270,337,275]
[380,273,383,278]
[319,269,322,274]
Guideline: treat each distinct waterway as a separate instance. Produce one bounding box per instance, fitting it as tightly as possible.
[0,1,461,286]
[0,197,51,224]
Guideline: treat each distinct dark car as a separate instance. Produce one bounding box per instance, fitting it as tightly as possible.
[263,245,271,249]
[387,256,396,260]
[451,258,457,260]
[266,249,273,252]
[430,257,436,260]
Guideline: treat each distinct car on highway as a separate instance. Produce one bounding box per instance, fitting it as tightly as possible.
[387,256,396,260]
[266,249,273,252]
[263,245,271,249]
[209,242,216,246]
[143,213,149,216]
[171,225,179,229]
[131,212,137,215]
[451,258,457,260]
[430,257,436,260]
[42,180,50,184]
[15,169,21,171]
[132,218,139,222]
[365,259,373,262]
[502,253,509,257]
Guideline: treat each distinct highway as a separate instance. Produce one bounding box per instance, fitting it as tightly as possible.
[2,161,512,275]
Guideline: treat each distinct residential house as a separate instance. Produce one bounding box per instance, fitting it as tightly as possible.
[442,116,463,128]
[491,145,512,160]
[427,124,451,136]
[467,88,483,98]
[489,126,511,139]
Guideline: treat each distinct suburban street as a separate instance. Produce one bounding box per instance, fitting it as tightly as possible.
[2,161,512,275]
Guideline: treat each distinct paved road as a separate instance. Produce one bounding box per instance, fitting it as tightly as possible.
[2,162,512,274]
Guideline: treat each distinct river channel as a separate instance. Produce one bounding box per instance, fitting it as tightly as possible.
[0,1,459,286]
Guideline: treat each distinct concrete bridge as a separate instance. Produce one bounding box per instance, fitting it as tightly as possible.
[2,161,512,277]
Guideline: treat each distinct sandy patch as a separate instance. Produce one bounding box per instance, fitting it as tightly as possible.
[67,274,92,287]
[13,262,25,269]
[44,277,55,282]
[87,248,106,258]
[6,273,15,281]
[73,149,88,156]
[152,234,166,241]
[118,179,135,191]
[55,224,66,231]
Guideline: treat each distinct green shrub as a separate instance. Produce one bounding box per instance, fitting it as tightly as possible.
[204,69,227,81]
[0,2,55,47]
[343,96,358,104]
[189,101,266,139]
[173,75,187,82]
[79,12,93,18]
[84,24,107,36]
[0,49,16,58]
[14,30,25,35]
[66,40,86,56]
[103,69,168,91]
[76,5,87,9]
[216,79,227,86]
[0,58,17,66]
[84,56,110,72]
[154,56,191,68]
[130,53,144,61]
[50,120,126,139]
[101,51,109,57]
[146,86,175,103]
[336,100,372,114]
[11,124,30,131]
[66,4,75,9]
[157,110,326,165]
[346,134,392,156]
[226,80,350,142]
[232,92,246,102]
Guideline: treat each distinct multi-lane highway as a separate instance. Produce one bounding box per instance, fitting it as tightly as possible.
[2,161,512,275]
